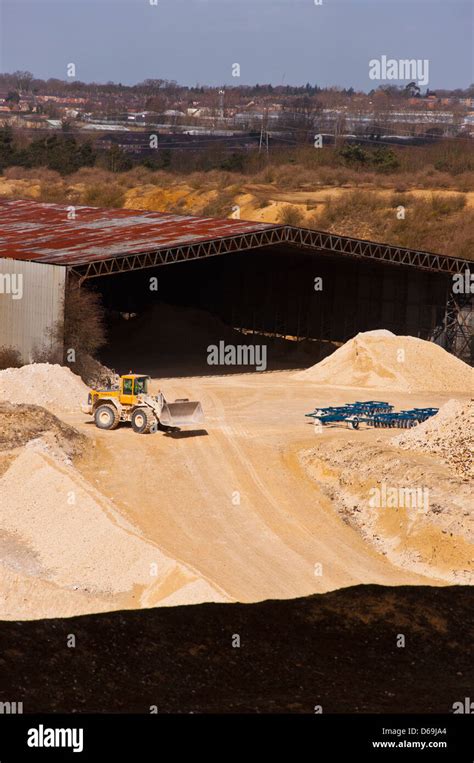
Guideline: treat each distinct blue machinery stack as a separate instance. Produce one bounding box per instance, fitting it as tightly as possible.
[305,401,439,429]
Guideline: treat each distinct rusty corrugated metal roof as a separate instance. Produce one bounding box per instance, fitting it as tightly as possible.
[0,199,280,266]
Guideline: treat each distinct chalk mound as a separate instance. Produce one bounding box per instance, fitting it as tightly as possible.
[0,449,229,619]
[391,399,473,478]
[0,363,88,412]
[294,330,474,393]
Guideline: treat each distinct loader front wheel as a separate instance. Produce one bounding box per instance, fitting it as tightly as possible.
[131,407,156,434]
[94,404,120,430]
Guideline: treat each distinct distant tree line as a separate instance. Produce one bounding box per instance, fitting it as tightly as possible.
[1,70,473,100]
[0,124,249,174]
[0,125,96,174]
[0,123,405,176]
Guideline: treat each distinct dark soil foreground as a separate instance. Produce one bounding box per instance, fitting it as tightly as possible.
[1,585,472,714]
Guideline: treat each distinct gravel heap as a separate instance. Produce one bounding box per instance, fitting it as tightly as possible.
[391,399,474,478]
[294,330,474,393]
[0,363,89,412]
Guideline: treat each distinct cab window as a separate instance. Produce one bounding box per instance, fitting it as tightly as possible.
[122,378,133,395]
[134,378,147,395]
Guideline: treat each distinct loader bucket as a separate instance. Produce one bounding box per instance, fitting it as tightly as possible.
[159,399,204,427]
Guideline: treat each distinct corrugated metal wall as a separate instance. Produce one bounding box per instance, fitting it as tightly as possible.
[0,258,66,362]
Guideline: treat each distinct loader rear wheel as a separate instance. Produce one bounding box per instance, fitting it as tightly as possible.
[94,404,120,430]
[131,407,156,434]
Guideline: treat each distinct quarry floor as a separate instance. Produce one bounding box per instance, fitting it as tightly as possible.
[64,371,470,609]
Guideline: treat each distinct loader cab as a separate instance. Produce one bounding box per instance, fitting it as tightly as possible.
[134,376,149,395]
[119,374,150,405]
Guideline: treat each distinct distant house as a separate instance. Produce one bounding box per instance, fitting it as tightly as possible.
[186,107,212,117]
[82,123,130,132]
[15,114,49,129]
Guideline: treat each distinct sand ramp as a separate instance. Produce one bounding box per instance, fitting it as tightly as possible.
[0,448,228,619]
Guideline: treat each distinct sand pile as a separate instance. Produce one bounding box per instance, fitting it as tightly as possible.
[391,399,474,478]
[0,363,88,412]
[0,449,228,619]
[294,330,474,393]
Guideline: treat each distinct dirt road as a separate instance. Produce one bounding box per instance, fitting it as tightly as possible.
[71,372,463,604]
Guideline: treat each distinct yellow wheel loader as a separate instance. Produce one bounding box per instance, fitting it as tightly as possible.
[81,374,204,434]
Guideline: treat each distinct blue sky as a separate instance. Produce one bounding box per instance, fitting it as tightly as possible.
[0,0,472,89]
